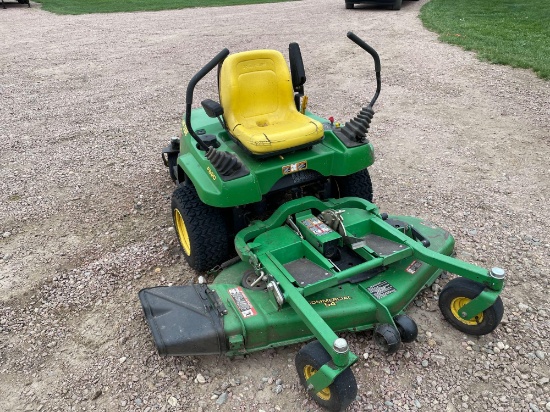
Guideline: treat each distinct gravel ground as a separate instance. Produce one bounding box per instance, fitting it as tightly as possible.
[1,0,549,411]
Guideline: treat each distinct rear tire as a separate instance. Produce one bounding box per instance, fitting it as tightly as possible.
[334,168,373,202]
[345,2,354,9]
[391,0,402,10]
[171,184,229,272]
[295,341,357,412]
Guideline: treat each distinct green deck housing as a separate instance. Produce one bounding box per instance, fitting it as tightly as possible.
[140,197,504,395]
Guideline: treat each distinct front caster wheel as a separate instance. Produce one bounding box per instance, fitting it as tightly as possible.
[394,314,418,343]
[373,324,401,354]
[295,341,357,412]
[171,184,229,272]
[438,278,504,335]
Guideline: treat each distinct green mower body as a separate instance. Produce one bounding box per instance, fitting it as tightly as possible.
[169,110,375,208]
[162,33,382,271]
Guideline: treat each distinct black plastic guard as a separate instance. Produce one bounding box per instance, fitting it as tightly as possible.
[138,284,228,356]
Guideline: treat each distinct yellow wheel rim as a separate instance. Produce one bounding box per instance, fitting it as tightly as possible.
[450,297,484,325]
[303,365,331,401]
[174,209,191,256]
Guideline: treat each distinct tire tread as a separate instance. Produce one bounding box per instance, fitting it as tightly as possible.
[171,184,229,272]
[334,168,373,202]
[295,340,357,412]
[438,277,504,335]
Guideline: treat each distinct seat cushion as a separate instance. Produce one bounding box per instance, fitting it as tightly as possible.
[220,50,324,155]
[231,110,323,152]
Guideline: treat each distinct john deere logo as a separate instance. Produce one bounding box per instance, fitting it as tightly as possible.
[310,296,351,307]
[282,161,307,175]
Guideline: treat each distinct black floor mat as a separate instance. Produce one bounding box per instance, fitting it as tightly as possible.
[283,246,384,287]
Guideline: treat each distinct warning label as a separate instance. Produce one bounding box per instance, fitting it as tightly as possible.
[228,287,257,318]
[300,217,333,236]
[282,160,307,175]
[406,260,423,274]
[367,281,397,299]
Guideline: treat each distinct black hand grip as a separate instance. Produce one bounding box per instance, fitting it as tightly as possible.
[347,31,381,108]
[347,32,381,72]
[186,48,229,106]
[411,227,431,248]
[185,48,230,151]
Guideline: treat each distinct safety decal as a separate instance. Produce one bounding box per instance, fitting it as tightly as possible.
[310,296,351,307]
[228,287,257,318]
[406,260,423,274]
[282,161,307,175]
[367,281,396,300]
[300,217,333,236]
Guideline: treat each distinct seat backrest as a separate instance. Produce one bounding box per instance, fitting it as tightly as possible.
[219,50,297,130]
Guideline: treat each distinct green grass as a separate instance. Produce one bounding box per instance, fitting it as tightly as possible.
[34,0,295,15]
[420,0,550,79]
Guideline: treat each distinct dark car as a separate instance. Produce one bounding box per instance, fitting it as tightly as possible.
[2,0,30,9]
[345,0,417,11]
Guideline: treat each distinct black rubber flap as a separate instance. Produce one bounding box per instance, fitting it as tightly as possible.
[138,284,227,356]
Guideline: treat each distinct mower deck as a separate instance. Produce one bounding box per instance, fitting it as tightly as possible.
[140,197,504,408]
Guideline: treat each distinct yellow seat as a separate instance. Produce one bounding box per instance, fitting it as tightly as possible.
[219,50,324,156]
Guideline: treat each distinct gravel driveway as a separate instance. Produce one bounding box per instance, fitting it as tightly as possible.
[1,1,549,411]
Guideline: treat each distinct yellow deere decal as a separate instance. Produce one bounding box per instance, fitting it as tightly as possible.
[181,119,189,136]
[309,296,351,307]
[282,160,307,175]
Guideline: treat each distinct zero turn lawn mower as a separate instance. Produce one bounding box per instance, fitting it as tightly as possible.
[140,33,505,411]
